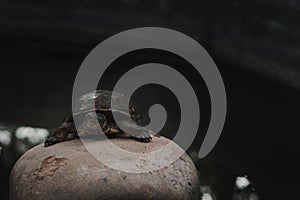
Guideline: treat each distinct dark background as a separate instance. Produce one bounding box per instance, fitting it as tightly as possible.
[0,0,300,199]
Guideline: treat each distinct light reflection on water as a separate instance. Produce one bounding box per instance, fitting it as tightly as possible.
[0,124,49,153]
[0,130,11,146]
[15,126,49,145]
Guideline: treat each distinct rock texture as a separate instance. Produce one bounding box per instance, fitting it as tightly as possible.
[10,136,200,200]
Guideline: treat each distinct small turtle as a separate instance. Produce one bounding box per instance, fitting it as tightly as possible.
[44,90,153,147]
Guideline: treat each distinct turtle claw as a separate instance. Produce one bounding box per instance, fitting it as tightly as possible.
[138,132,152,143]
[44,136,63,147]
[140,137,152,143]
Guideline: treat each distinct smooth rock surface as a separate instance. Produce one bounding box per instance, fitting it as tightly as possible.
[10,136,200,200]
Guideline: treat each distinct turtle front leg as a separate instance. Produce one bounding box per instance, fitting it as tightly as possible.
[118,121,154,142]
[44,122,78,147]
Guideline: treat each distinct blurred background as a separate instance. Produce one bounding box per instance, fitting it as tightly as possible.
[0,0,300,199]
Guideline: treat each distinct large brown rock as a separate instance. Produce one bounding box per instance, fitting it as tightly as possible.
[10,136,200,200]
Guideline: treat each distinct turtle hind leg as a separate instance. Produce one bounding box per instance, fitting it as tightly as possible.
[44,131,68,147]
[44,130,79,147]
[44,121,77,147]
[118,121,153,143]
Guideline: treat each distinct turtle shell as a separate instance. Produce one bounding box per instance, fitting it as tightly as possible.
[73,90,141,118]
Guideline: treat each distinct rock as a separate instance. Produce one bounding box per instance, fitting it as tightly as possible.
[10,136,200,200]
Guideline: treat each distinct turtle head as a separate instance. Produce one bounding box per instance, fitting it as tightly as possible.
[129,106,143,123]
[83,112,109,133]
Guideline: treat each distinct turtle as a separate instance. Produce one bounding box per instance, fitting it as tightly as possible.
[44,90,153,147]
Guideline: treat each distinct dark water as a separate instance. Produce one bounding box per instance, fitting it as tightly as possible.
[0,41,299,200]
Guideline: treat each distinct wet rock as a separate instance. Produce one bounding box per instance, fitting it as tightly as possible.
[10,136,200,200]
